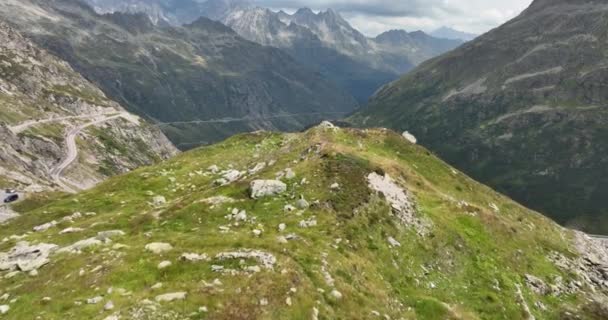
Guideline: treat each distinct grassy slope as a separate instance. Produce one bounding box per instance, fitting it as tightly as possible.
[0,126,600,319]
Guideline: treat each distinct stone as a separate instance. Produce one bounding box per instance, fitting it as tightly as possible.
[59,227,84,234]
[284,205,296,212]
[145,243,173,254]
[96,230,126,241]
[0,241,58,272]
[330,289,343,300]
[216,250,276,270]
[299,218,317,228]
[57,238,102,253]
[207,165,220,173]
[387,237,401,248]
[250,180,287,199]
[249,162,266,174]
[252,229,262,237]
[199,306,208,313]
[87,296,103,304]
[33,221,57,232]
[104,301,115,310]
[0,305,8,315]
[402,131,417,144]
[284,168,296,180]
[151,196,167,206]
[158,261,172,270]
[155,292,186,302]
[330,183,340,190]
[151,283,163,290]
[180,253,209,262]
[278,223,287,232]
[295,198,310,209]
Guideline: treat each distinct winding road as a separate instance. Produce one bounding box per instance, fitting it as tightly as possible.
[11,111,139,193]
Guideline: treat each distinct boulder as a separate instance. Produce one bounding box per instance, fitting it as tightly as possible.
[155,292,186,302]
[145,243,173,254]
[250,180,287,199]
[402,131,417,144]
[0,241,58,272]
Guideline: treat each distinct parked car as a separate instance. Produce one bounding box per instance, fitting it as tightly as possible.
[3,194,18,203]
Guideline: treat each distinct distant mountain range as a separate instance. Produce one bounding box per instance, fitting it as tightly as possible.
[351,0,608,234]
[82,0,464,103]
[431,26,478,41]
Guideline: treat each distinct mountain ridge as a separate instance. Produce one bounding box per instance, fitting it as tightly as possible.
[351,0,608,233]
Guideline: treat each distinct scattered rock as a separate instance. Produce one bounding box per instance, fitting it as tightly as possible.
[96,230,126,241]
[284,168,296,180]
[104,301,115,310]
[155,292,186,302]
[367,173,430,236]
[330,183,340,190]
[387,237,401,248]
[0,305,8,315]
[33,221,58,232]
[0,241,58,272]
[278,223,287,232]
[299,218,317,228]
[208,165,220,174]
[87,296,103,304]
[402,131,417,144]
[295,197,310,209]
[145,243,173,254]
[216,250,277,270]
[330,289,343,300]
[158,261,172,270]
[249,162,266,174]
[284,205,296,212]
[151,283,163,290]
[180,253,209,262]
[151,196,167,207]
[57,238,102,253]
[59,227,84,234]
[250,180,287,199]
[252,229,262,237]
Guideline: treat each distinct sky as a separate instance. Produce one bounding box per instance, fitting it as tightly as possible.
[255,0,534,36]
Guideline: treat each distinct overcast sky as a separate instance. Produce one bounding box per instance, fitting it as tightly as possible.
[255,0,534,36]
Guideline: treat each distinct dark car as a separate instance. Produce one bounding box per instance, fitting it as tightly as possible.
[3,194,18,203]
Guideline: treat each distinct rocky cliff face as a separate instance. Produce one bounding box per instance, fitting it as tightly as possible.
[0,0,357,149]
[352,0,608,233]
[0,21,177,194]
[0,124,606,319]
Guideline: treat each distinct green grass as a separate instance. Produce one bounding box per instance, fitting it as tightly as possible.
[0,127,602,319]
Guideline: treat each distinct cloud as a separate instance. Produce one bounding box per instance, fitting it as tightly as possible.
[253,0,534,36]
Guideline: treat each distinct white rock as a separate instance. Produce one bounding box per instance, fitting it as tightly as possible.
[402,131,417,144]
[155,292,186,302]
[286,297,292,306]
[284,168,296,180]
[252,229,263,237]
[87,296,103,304]
[387,237,401,248]
[59,227,84,234]
[96,230,126,241]
[33,221,58,232]
[0,305,9,314]
[103,315,119,320]
[104,301,115,310]
[330,289,343,300]
[278,223,287,232]
[58,238,102,253]
[180,253,209,262]
[330,183,340,190]
[0,241,58,272]
[208,165,220,173]
[151,196,167,206]
[151,283,163,290]
[158,261,172,270]
[296,198,310,209]
[250,180,287,199]
[145,243,173,254]
[199,306,208,313]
